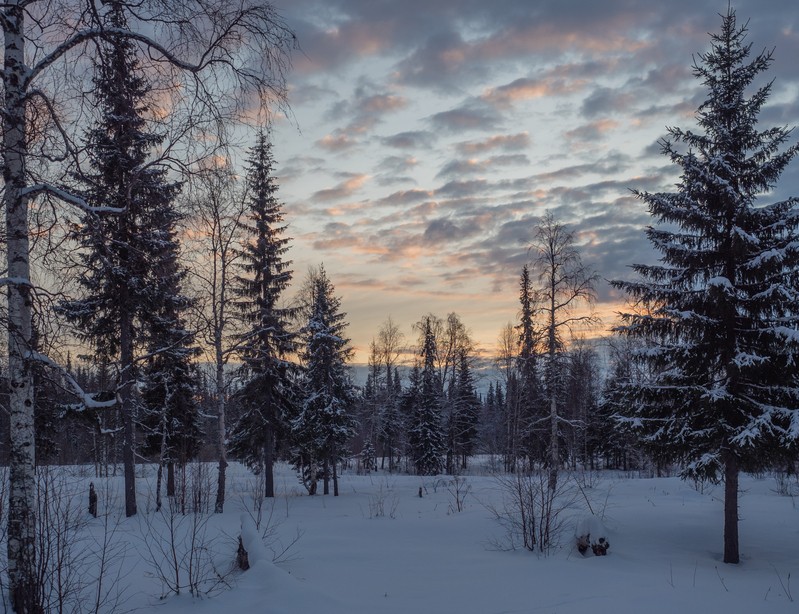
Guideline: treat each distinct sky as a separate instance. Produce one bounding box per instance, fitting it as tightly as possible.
[261,0,799,363]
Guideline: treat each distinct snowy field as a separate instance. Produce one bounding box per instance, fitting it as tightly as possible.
[12,461,798,613]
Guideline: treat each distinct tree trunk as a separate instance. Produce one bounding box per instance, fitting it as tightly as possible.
[155,463,164,512]
[548,392,558,492]
[119,304,137,517]
[323,457,330,495]
[548,291,558,493]
[167,461,175,498]
[214,341,227,513]
[4,4,43,609]
[156,406,169,511]
[264,428,275,498]
[333,454,339,497]
[723,453,740,564]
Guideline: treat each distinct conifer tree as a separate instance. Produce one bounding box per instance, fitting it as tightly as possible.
[613,9,799,564]
[60,3,182,516]
[229,132,296,498]
[291,267,356,496]
[409,316,445,475]
[379,366,405,472]
[140,248,202,506]
[517,265,545,464]
[452,348,480,470]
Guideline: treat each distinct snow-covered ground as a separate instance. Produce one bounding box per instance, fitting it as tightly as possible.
[15,462,798,613]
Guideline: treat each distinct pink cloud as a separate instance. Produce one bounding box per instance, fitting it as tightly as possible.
[481,77,586,107]
[456,132,531,155]
[312,174,369,202]
[317,132,358,152]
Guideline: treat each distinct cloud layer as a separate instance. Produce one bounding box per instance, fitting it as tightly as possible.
[270,0,799,358]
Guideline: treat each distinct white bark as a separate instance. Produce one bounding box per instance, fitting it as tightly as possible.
[4,3,39,609]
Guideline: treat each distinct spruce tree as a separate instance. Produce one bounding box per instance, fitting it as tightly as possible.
[614,8,799,564]
[378,366,404,472]
[291,267,356,496]
[140,248,202,506]
[409,316,445,476]
[60,3,182,516]
[453,348,480,470]
[517,265,545,464]
[229,132,296,498]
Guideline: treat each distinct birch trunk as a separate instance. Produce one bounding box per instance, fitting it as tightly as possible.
[548,282,558,493]
[4,3,42,610]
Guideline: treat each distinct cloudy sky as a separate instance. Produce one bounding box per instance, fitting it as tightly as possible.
[264,0,799,362]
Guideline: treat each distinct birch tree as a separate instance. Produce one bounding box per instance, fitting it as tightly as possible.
[184,168,246,513]
[530,212,599,492]
[1,1,293,609]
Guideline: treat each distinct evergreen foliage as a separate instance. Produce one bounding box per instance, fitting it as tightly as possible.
[516,265,545,464]
[451,348,480,470]
[60,6,181,363]
[59,3,184,516]
[291,266,357,495]
[409,316,445,476]
[377,366,404,472]
[228,132,297,497]
[613,8,799,563]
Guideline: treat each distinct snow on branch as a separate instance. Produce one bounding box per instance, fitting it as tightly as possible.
[20,183,125,214]
[0,277,33,289]
[25,351,117,410]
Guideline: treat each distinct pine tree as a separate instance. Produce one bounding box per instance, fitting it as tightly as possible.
[59,3,183,516]
[229,131,296,498]
[291,267,356,496]
[613,8,799,564]
[409,316,444,476]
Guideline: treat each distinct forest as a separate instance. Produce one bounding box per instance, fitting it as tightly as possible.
[2,1,799,612]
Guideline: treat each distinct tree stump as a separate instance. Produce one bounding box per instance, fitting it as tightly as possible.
[88,482,98,518]
[236,535,250,571]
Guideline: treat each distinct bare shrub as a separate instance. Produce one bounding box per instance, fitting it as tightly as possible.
[485,471,576,555]
[0,469,127,614]
[367,479,400,519]
[176,461,215,515]
[139,496,232,599]
[239,476,302,564]
[447,476,471,514]
[772,468,799,498]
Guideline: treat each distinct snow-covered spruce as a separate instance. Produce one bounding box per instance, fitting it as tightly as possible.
[612,8,799,564]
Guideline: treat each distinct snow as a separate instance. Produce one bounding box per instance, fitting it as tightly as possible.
[15,462,798,613]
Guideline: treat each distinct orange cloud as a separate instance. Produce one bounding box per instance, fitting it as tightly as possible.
[317,133,358,152]
[457,133,531,155]
[312,174,369,202]
[481,77,585,107]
